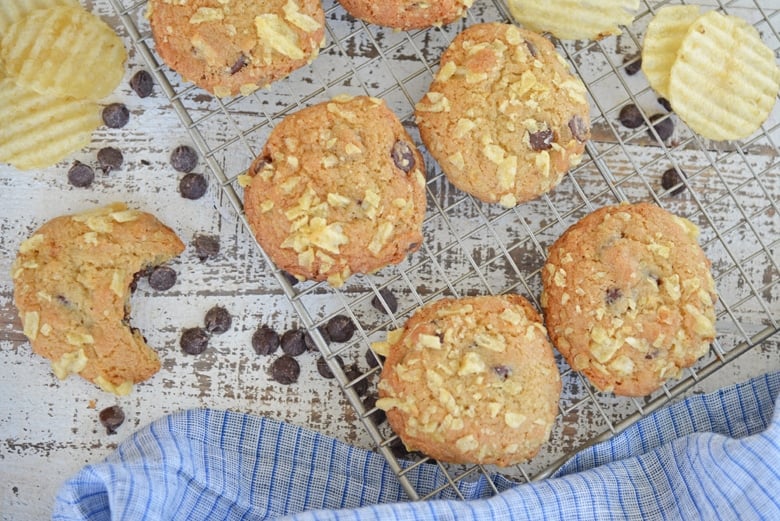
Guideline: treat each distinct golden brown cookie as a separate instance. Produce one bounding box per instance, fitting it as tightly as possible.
[415,22,591,207]
[243,95,427,287]
[148,0,325,98]
[12,203,185,395]
[541,202,717,397]
[374,294,561,466]
[337,0,473,30]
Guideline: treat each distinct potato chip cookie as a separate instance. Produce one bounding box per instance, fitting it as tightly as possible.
[12,203,185,395]
[337,0,473,30]
[243,95,427,287]
[374,294,561,466]
[148,0,325,98]
[415,23,590,208]
[541,203,717,397]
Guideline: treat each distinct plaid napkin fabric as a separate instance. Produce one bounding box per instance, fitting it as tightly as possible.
[54,371,780,520]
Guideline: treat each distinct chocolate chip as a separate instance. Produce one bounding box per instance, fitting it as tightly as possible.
[280,328,307,356]
[661,168,686,196]
[345,365,368,396]
[326,314,356,343]
[102,103,129,128]
[98,405,125,435]
[371,288,398,314]
[204,306,231,334]
[192,234,220,262]
[618,104,644,129]
[270,355,300,384]
[251,156,271,176]
[648,114,674,142]
[365,349,383,369]
[316,355,344,379]
[229,53,248,75]
[623,55,642,76]
[391,140,415,173]
[280,270,300,287]
[252,325,279,355]
[67,161,94,188]
[362,394,386,425]
[524,40,538,58]
[605,287,622,305]
[568,115,589,142]
[529,129,554,151]
[493,365,512,380]
[658,97,673,112]
[170,145,198,173]
[97,147,123,174]
[129,70,154,98]
[305,327,330,352]
[179,173,208,200]
[148,266,177,291]
[180,327,209,355]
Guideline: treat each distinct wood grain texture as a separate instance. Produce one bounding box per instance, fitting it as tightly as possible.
[1,0,779,518]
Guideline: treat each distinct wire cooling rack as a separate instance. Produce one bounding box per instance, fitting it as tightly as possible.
[109,0,779,500]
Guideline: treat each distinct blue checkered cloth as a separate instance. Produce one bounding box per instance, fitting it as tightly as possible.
[54,371,780,520]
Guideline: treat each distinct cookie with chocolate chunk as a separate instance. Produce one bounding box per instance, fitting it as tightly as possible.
[337,0,473,30]
[148,0,325,97]
[541,202,717,397]
[374,294,561,466]
[243,95,427,287]
[415,23,590,207]
[12,203,184,395]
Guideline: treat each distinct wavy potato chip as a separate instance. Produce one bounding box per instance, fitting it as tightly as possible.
[506,0,640,40]
[1,5,126,100]
[0,77,101,170]
[641,5,701,99]
[0,0,76,34]
[669,10,780,141]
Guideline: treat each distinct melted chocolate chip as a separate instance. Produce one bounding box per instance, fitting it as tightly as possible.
[623,54,642,76]
[192,234,220,262]
[605,287,622,305]
[170,145,198,173]
[648,114,674,142]
[129,70,154,98]
[493,365,512,380]
[270,355,300,384]
[97,147,123,174]
[391,140,415,173]
[67,161,94,188]
[371,288,398,314]
[180,327,209,355]
[363,394,386,425]
[280,270,299,287]
[568,115,588,142]
[524,40,538,58]
[326,314,356,343]
[179,173,208,200]
[365,349,383,369]
[661,168,686,196]
[252,325,279,355]
[316,355,344,379]
[251,156,271,176]
[618,103,644,129]
[345,365,368,396]
[229,53,249,75]
[280,328,307,356]
[529,129,554,151]
[148,266,177,291]
[99,405,125,435]
[204,306,231,334]
[102,103,129,128]
[658,97,673,112]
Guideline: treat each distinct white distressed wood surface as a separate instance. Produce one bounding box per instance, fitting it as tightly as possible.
[1,0,779,518]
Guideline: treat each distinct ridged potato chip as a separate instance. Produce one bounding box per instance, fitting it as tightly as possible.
[668,10,780,141]
[0,0,76,34]
[506,0,640,40]
[1,5,126,101]
[641,5,701,99]
[0,77,101,170]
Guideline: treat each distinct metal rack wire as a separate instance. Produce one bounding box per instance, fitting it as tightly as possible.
[109,0,779,501]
